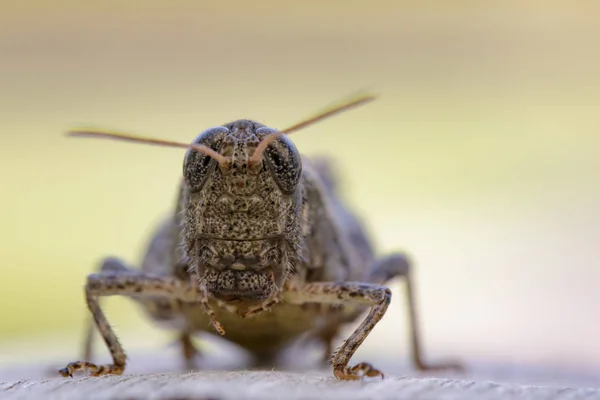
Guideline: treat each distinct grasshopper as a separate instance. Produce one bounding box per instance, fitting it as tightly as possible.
[59,93,461,380]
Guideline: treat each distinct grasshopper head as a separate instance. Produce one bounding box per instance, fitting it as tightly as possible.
[182,120,304,305]
[182,120,302,197]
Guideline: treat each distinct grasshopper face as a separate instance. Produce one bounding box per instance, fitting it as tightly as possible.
[182,120,304,306]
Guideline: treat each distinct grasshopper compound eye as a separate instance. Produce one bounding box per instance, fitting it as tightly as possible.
[183,126,229,192]
[254,127,302,195]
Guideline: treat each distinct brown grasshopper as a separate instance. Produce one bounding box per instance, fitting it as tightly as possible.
[59,93,462,380]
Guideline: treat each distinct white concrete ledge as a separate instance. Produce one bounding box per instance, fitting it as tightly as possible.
[3,370,600,400]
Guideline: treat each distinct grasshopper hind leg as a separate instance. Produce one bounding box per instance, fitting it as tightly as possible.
[179,331,201,371]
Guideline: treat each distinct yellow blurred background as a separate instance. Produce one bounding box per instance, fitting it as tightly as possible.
[1,0,600,372]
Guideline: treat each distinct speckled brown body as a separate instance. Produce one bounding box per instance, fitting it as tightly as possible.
[60,106,462,380]
[135,120,378,363]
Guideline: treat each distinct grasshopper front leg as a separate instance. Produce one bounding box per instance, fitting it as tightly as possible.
[59,271,199,377]
[79,257,206,372]
[81,257,132,363]
[285,282,391,380]
[367,254,464,372]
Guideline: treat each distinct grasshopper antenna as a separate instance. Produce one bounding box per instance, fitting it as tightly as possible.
[67,91,378,166]
[67,130,229,165]
[249,92,377,164]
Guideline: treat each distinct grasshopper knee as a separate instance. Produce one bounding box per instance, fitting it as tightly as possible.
[99,257,130,272]
[368,253,412,284]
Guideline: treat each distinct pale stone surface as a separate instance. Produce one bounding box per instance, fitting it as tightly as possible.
[2,351,600,400]
[2,371,599,400]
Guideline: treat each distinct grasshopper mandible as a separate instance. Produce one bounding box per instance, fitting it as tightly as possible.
[59,93,462,380]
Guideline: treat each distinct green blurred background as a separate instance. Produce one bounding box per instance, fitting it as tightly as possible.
[1,1,600,370]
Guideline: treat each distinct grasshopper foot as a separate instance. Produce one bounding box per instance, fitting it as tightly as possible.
[59,361,124,377]
[334,362,384,381]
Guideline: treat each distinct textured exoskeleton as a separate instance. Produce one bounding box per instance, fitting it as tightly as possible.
[59,95,461,380]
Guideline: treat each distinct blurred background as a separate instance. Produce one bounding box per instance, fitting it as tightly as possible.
[1,0,600,380]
